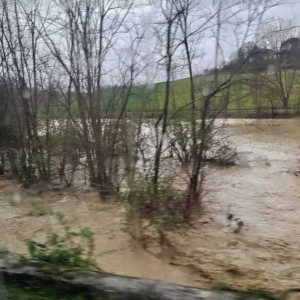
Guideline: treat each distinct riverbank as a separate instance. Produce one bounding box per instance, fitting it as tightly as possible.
[126,108,300,120]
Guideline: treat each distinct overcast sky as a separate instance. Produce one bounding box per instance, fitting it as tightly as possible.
[31,0,300,85]
[137,0,300,83]
[267,1,300,21]
[203,1,300,69]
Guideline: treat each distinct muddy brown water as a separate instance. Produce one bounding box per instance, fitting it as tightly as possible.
[168,119,300,291]
[1,119,300,292]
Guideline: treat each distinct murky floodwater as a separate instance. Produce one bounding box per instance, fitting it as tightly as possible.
[1,119,300,292]
[208,119,300,240]
[164,119,300,291]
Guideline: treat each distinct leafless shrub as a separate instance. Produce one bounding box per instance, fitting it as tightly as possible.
[207,139,238,166]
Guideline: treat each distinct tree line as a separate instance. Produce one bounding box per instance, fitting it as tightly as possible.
[205,19,300,111]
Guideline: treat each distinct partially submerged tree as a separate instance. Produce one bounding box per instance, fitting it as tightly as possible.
[0,0,52,185]
[0,0,285,232]
[40,0,142,195]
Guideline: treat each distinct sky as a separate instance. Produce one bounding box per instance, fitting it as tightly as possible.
[267,1,300,21]
[135,0,300,83]
[23,0,300,84]
[203,1,300,70]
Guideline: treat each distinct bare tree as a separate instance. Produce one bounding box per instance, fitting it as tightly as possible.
[152,0,181,188]
[0,0,284,229]
[167,0,281,219]
[39,0,151,195]
[258,19,298,109]
[0,0,52,185]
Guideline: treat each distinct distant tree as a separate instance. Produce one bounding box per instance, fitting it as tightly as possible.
[223,42,273,73]
[280,37,300,68]
[258,19,298,109]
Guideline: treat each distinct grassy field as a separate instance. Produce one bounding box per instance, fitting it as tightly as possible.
[126,73,300,111]
[40,72,300,120]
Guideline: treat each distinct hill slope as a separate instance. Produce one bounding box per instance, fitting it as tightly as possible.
[127,73,300,111]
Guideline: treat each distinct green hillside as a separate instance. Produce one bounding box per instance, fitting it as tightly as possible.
[127,73,300,111]
[40,72,300,120]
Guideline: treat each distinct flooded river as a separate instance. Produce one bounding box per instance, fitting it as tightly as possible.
[1,119,300,292]
[164,119,300,291]
[209,119,300,240]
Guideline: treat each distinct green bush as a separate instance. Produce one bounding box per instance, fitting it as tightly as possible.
[26,214,97,269]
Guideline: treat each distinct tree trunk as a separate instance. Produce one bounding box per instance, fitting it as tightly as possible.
[283,96,289,109]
